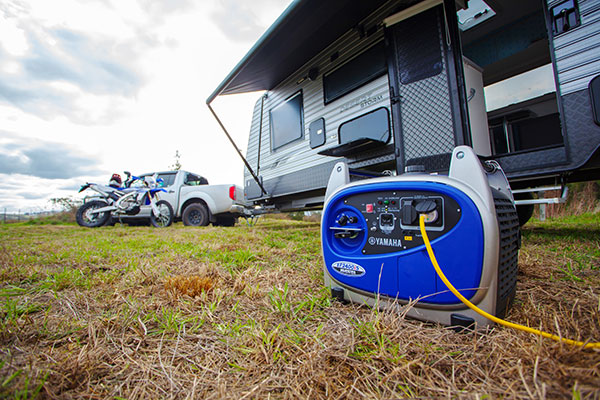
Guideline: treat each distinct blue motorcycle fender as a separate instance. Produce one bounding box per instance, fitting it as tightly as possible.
[144,189,165,205]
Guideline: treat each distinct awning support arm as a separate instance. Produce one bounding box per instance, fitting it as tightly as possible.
[256,94,266,176]
[207,102,268,196]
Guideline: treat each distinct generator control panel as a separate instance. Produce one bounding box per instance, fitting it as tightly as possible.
[330,190,462,255]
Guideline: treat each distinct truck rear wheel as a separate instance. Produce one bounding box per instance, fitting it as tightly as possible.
[182,203,209,226]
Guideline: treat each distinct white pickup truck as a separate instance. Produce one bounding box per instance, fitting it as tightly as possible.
[114,170,248,226]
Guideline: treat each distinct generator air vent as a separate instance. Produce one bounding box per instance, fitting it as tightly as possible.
[493,191,519,318]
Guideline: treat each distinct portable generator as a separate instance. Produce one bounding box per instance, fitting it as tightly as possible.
[321,146,520,329]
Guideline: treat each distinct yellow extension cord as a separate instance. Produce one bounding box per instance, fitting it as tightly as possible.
[418,214,600,349]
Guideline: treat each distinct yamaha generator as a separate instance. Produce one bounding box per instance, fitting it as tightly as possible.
[321,147,520,329]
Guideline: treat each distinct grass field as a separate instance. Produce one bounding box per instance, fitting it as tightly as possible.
[0,214,599,399]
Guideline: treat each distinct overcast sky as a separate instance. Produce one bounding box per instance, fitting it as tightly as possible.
[0,0,292,212]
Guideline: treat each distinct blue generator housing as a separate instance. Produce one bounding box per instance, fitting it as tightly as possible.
[322,147,520,329]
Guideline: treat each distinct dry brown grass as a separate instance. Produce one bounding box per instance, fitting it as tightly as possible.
[540,181,600,219]
[0,217,598,399]
[165,275,216,297]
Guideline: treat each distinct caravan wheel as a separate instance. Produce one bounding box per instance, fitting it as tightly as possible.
[514,192,534,226]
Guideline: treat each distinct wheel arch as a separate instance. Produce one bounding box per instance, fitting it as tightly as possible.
[181,198,212,220]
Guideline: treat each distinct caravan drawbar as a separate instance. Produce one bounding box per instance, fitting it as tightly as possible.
[207,0,600,222]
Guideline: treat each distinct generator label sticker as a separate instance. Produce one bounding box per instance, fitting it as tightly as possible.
[332,261,365,277]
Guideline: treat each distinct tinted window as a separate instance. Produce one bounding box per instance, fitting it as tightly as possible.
[185,173,208,186]
[323,41,387,104]
[339,107,390,145]
[270,91,304,150]
[156,173,177,187]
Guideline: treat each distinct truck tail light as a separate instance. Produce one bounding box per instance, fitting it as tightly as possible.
[229,185,236,201]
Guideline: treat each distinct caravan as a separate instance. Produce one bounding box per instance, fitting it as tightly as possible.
[208,0,600,225]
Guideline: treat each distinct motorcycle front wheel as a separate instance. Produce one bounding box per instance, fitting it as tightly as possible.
[76,200,110,228]
[150,200,174,228]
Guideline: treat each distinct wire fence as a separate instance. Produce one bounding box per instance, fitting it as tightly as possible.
[0,208,60,224]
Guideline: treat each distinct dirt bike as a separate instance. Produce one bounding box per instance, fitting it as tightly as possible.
[76,172,174,228]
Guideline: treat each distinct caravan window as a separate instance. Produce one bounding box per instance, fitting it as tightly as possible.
[323,41,387,104]
[270,91,304,150]
[339,107,390,145]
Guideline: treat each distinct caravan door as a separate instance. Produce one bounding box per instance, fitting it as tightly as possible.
[458,0,572,180]
[385,0,470,174]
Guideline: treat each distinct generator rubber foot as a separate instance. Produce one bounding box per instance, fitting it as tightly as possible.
[450,314,476,333]
[331,287,348,304]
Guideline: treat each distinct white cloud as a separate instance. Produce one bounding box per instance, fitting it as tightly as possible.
[0,0,293,211]
[0,131,106,179]
[0,173,102,211]
[0,3,29,56]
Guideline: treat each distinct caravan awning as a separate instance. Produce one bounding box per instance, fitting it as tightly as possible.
[206,0,389,104]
